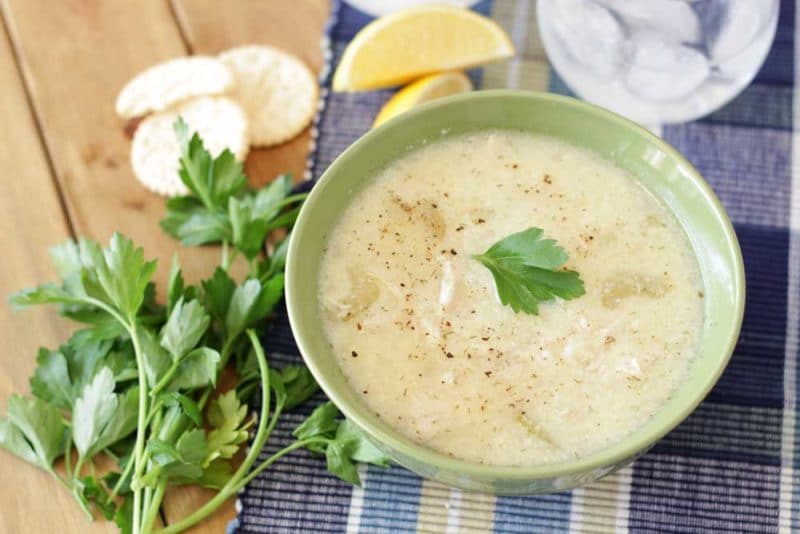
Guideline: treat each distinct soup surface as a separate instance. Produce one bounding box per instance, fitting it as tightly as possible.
[317,130,703,466]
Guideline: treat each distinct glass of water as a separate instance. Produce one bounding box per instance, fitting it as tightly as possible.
[537,0,779,127]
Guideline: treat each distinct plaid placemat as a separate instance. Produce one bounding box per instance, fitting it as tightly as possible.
[232,0,799,532]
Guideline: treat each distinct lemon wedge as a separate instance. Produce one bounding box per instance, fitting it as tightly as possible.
[373,71,473,127]
[333,5,514,91]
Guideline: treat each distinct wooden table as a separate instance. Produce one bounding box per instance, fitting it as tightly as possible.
[0,1,329,531]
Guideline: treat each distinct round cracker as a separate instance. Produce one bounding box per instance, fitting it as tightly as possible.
[116,56,233,119]
[131,96,249,197]
[219,45,318,147]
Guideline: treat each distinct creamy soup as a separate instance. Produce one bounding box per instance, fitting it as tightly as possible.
[317,130,703,466]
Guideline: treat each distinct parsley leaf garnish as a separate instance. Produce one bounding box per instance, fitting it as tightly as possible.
[475,227,585,314]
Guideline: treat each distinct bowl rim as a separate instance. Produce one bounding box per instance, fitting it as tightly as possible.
[286,89,745,480]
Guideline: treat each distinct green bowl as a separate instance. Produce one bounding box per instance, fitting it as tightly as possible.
[286,90,745,494]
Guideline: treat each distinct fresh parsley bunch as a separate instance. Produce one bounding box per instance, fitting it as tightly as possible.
[0,119,388,534]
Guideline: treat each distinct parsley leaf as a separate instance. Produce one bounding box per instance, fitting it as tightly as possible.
[29,348,72,410]
[161,201,232,246]
[160,118,248,247]
[160,297,210,361]
[333,419,391,467]
[202,267,236,323]
[166,255,185,316]
[65,334,114,386]
[75,475,117,520]
[170,429,209,476]
[475,227,585,315]
[72,367,118,458]
[325,418,391,486]
[88,386,139,456]
[59,312,127,342]
[137,327,171,388]
[261,237,290,281]
[174,117,246,209]
[192,459,233,490]
[252,174,293,221]
[325,441,361,485]
[145,428,209,484]
[0,395,66,469]
[162,121,304,253]
[225,276,284,339]
[279,365,319,410]
[9,283,84,308]
[292,403,390,485]
[114,495,133,534]
[49,238,97,296]
[92,233,158,319]
[205,390,253,465]
[104,347,139,383]
[167,348,220,391]
[11,234,157,321]
[0,418,42,467]
[293,401,340,444]
[30,331,118,411]
[161,392,203,427]
[239,353,317,407]
[229,196,271,260]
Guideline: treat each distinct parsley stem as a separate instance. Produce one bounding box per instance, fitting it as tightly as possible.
[136,409,163,478]
[217,337,238,375]
[237,438,325,488]
[103,447,119,462]
[149,359,181,397]
[132,465,142,529]
[221,240,229,270]
[266,401,284,437]
[154,329,271,534]
[64,438,73,480]
[72,487,95,521]
[50,467,72,491]
[82,296,128,330]
[228,248,240,270]
[274,192,308,209]
[128,321,150,534]
[61,458,93,521]
[240,330,271,464]
[142,486,153,533]
[51,466,91,520]
[74,455,85,478]
[142,478,167,533]
[80,295,152,529]
[197,388,212,411]
[221,241,239,272]
[153,437,327,534]
[144,398,165,428]
[110,453,135,500]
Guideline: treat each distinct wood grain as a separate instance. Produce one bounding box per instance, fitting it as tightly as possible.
[0,0,220,530]
[0,0,224,290]
[0,15,114,534]
[0,0,330,531]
